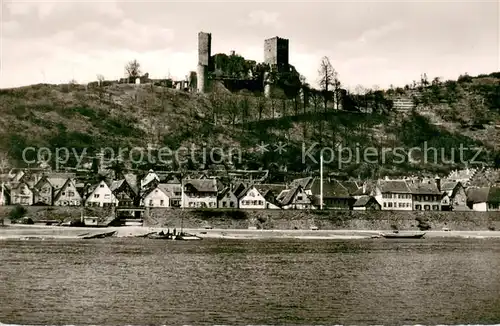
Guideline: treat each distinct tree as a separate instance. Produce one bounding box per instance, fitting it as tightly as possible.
[318,56,340,111]
[125,59,142,82]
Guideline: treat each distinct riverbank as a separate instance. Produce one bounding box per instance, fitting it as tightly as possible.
[2,224,500,240]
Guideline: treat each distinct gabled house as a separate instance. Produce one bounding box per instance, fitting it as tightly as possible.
[255,184,286,209]
[374,179,412,210]
[237,185,267,209]
[10,181,34,205]
[182,179,218,208]
[409,181,442,211]
[33,176,54,205]
[351,181,376,200]
[353,196,381,210]
[53,178,82,206]
[276,185,314,209]
[85,180,117,207]
[141,184,173,207]
[218,187,238,208]
[467,187,490,211]
[110,179,137,207]
[309,178,355,210]
[140,170,160,191]
[440,181,468,211]
[160,182,182,207]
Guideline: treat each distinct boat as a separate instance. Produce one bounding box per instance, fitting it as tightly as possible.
[81,230,117,239]
[146,232,173,240]
[381,232,426,239]
[175,232,202,241]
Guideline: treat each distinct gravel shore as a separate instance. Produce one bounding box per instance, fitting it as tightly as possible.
[2,224,500,240]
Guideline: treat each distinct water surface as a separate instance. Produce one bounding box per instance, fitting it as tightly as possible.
[1,238,500,325]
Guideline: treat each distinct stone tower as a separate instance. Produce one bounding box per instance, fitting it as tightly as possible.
[264,36,289,73]
[197,31,212,93]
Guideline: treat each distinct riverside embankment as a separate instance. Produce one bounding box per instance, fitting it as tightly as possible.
[1,206,500,231]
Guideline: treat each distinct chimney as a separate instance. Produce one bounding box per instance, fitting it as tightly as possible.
[435,175,441,192]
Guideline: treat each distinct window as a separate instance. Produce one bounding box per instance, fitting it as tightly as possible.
[388,202,393,208]
[62,192,66,196]
[383,202,386,207]
[258,200,263,205]
[297,196,303,201]
[223,202,227,207]
[100,184,104,188]
[68,191,74,197]
[104,194,110,199]
[160,200,164,206]
[230,202,235,207]
[94,194,100,198]
[416,204,422,210]
[424,205,430,210]
[432,205,439,210]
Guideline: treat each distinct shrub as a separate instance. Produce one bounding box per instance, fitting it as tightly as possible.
[9,205,27,221]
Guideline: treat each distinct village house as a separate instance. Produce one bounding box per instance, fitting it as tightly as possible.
[237,185,268,209]
[276,185,314,209]
[487,186,500,211]
[85,180,117,207]
[409,180,442,211]
[218,187,238,208]
[467,187,489,211]
[374,179,412,210]
[311,179,356,210]
[10,181,34,206]
[110,179,137,207]
[255,185,283,209]
[140,170,160,191]
[440,181,468,211]
[182,179,218,208]
[352,195,381,210]
[141,184,174,207]
[53,178,82,206]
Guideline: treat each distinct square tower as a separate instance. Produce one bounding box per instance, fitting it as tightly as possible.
[264,36,289,72]
[198,32,212,66]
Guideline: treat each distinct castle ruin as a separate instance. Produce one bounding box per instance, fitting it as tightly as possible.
[264,36,289,73]
[197,32,212,93]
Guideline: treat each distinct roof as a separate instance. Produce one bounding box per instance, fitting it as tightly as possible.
[377,180,411,194]
[290,177,314,189]
[47,177,68,190]
[408,181,441,195]
[279,186,301,206]
[184,179,217,193]
[309,178,351,198]
[440,181,460,192]
[467,187,490,204]
[255,184,287,198]
[353,195,376,207]
[157,184,175,198]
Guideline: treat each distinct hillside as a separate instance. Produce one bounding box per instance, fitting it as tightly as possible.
[0,72,499,180]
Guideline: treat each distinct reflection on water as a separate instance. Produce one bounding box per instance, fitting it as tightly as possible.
[1,238,500,325]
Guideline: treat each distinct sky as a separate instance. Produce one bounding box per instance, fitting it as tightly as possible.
[1,0,499,90]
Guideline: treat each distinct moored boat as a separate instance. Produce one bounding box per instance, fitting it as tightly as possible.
[381,232,426,239]
[81,230,117,239]
[175,232,202,241]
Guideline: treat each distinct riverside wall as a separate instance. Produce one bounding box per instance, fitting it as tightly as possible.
[1,206,500,231]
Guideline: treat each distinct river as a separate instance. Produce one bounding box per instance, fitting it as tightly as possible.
[1,238,500,325]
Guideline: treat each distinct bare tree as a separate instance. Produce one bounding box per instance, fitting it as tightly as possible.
[318,56,340,111]
[125,59,142,82]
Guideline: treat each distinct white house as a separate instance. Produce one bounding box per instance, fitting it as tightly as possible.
[237,186,267,209]
[374,179,412,210]
[142,184,173,207]
[85,180,117,207]
[53,178,82,206]
[182,179,218,208]
[10,182,33,206]
[276,186,314,209]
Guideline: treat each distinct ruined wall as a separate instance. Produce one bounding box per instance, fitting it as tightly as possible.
[264,37,289,72]
[197,32,212,93]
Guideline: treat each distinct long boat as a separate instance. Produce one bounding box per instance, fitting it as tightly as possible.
[381,232,426,239]
[81,230,117,239]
